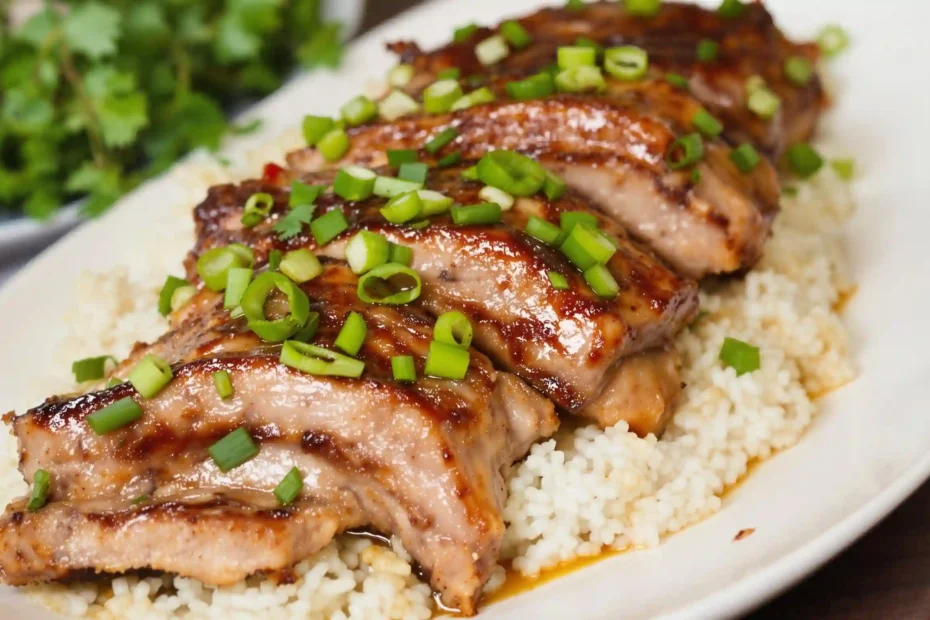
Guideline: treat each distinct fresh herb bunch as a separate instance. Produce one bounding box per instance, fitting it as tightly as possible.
[0,0,343,219]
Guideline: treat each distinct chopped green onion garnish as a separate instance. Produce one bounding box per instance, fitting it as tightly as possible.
[388,64,414,88]
[334,166,377,201]
[128,355,173,399]
[557,46,597,69]
[357,263,423,305]
[72,355,116,383]
[666,133,704,170]
[697,39,719,63]
[453,23,479,43]
[817,25,849,58]
[574,37,603,55]
[417,189,454,216]
[604,46,649,81]
[280,249,323,283]
[730,143,761,173]
[785,143,824,179]
[548,271,570,290]
[525,216,562,245]
[747,86,781,119]
[381,191,424,224]
[425,127,459,154]
[291,181,323,207]
[566,0,586,11]
[623,0,662,17]
[560,224,616,270]
[438,151,463,168]
[335,311,367,356]
[274,467,303,505]
[209,427,259,472]
[831,158,855,181]
[346,231,390,274]
[424,79,464,114]
[27,469,51,512]
[388,243,413,266]
[665,73,690,90]
[506,72,555,100]
[717,0,746,19]
[106,377,123,388]
[171,285,196,312]
[476,34,509,66]
[293,312,321,343]
[584,264,619,298]
[318,128,350,162]
[341,95,378,127]
[303,115,335,146]
[379,90,420,122]
[241,192,275,228]
[555,66,606,93]
[479,185,515,210]
[461,166,479,181]
[692,109,723,138]
[224,267,253,310]
[86,397,143,435]
[437,67,461,80]
[158,276,189,316]
[476,150,546,196]
[451,202,502,225]
[213,370,234,399]
[409,219,431,230]
[241,271,311,342]
[560,211,599,232]
[391,355,417,382]
[450,86,496,111]
[398,162,429,184]
[311,209,349,246]
[434,311,473,348]
[501,20,532,49]
[543,171,567,201]
[280,341,365,377]
[424,340,470,380]
[719,337,760,375]
[691,169,702,184]
[373,176,423,198]
[387,149,418,168]
[784,56,814,86]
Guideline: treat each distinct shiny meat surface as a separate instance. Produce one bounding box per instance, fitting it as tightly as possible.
[185,168,699,430]
[286,96,779,277]
[0,264,558,614]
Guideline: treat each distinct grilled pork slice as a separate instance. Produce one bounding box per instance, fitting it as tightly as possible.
[390,0,824,157]
[286,97,779,277]
[184,168,699,434]
[0,264,558,615]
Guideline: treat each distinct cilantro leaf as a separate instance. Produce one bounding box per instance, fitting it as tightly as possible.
[2,88,54,133]
[97,92,148,147]
[14,9,56,48]
[273,204,315,240]
[64,3,122,59]
[297,23,343,69]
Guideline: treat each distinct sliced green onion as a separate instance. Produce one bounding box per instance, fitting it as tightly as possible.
[334,166,377,201]
[417,189,454,216]
[476,35,509,66]
[388,243,413,266]
[409,219,430,230]
[209,427,259,472]
[453,23,479,43]
[786,143,824,179]
[127,355,172,399]
[291,181,323,207]
[623,0,662,17]
[450,86,496,111]
[717,0,746,19]
[451,202,502,225]
[691,168,702,184]
[388,64,414,88]
[303,115,335,146]
[719,337,760,375]
[424,340,470,380]
[425,127,459,154]
[280,249,323,283]
[438,151,463,168]
[424,79,464,114]
[543,171,567,201]
[747,86,780,119]
[575,36,603,56]
[476,150,546,196]
[665,72,690,90]
[318,128,350,162]
[241,192,275,228]
[381,191,423,224]
[584,264,619,298]
[696,39,719,63]
[437,67,461,80]
[561,211,599,232]
[311,209,349,245]
[357,263,423,305]
[817,25,849,58]
[72,355,116,383]
[784,56,814,86]
[501,20,532,49]
[346,231,390,274]
[293,312,321,343]
[604,46,649,81]
[560,224,616,270]
[379,90,420,122]
[666,133,704,170]
[241,271,311,342]
[479,185,515,210]
[341,95,378,127]
[398,162,429,184]
[548,271,570,290]
[387,149,418,167]
[224,267,253,309]
[566,0,586,10]
[506,72,555,100]
[831,158,855,181]
[373,176,424,198]
[555,65,606,93]
[391,355,417,382]
[558,46,597,69]
[745,74,766,93]
[335,311,367,356]
[434,311,473,348]
[730,143,761,173]
[27,469,50,512]
[86,397,143,435]
[171,285,196,312]
[274,467,303,505]
[692,109,723,138]
[212,370,234,399]
[280,341,365,377]
[158,276,189,316]
[106,377,123,389]
[525,216,562,245]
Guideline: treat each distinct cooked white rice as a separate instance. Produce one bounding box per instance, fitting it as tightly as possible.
[0,135,855,617]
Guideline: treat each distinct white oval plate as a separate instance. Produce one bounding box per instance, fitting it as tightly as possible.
[1,1,929,618]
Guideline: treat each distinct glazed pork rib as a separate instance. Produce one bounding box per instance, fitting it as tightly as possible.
[0,264,558,615]
[185,167,699,434]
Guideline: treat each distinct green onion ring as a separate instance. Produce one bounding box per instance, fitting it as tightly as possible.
[240,272,311,342]
[357,263,423,305]
[476,150,546,196]
[280,341,366,378]
[434,311,473,348]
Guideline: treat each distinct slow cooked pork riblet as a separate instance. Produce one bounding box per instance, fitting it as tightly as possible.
[0,264,558,614]
[186,167,699,434]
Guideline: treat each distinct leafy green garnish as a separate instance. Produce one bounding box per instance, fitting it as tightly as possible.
[273,203,315,240]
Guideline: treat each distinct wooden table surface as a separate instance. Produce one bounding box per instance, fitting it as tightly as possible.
[358,2,930,617]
